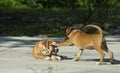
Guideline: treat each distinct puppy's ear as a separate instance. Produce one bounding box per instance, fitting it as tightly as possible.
[66,26,74,35]
[66,26,71,33]
[66,26,72,31]
[46,39,55,47]
[43,40,49,49]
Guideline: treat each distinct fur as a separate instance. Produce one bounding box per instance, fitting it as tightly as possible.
[53,24,114,65]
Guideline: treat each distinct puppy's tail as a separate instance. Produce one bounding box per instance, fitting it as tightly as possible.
[82,24,103,42]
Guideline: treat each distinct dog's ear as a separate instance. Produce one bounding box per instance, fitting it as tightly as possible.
[43,40,49,49]
[47,39,55,45]
[66,26,72,31]
[66,26,74,36]
[66,27,71,34]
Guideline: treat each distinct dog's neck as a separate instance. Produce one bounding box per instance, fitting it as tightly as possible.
[67,28,74,36]
[65,29,78,41]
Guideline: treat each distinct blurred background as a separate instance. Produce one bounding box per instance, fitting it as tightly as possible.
[0,0,120,37]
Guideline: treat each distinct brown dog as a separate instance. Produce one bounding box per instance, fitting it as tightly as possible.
[52,24,114,65]
[32,39,61,60]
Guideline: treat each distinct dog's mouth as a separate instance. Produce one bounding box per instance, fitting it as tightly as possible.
[52,48,59,55]
[41,47,59,56]
[41,50,51,55]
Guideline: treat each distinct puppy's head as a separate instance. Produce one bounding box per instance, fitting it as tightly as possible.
[43,39,58,55]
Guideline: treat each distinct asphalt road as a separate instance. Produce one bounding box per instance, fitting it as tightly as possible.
[0,36,120,73]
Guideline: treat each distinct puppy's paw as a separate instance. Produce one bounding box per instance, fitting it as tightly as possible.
[41,51,48,55]
[52,42,58,46]
[73,57,79,61]
[44,57,50,61]
[52,42,56,45]
[96,62,106,65]
[56,56,61,60]
[96,62,101,65]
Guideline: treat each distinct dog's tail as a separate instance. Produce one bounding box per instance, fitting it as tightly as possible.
[82,24,103,42]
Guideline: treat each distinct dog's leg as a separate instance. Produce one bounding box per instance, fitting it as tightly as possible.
[40,54,51,60]
[52,39,72,46]
[34,53,50,60]
[101,39,114,64]
[102,49,114,64]
[108,50,114,64]
[73,49,84,61]
[94,46,105,65]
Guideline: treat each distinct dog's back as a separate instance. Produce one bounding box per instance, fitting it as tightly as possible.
[32,41,45,59]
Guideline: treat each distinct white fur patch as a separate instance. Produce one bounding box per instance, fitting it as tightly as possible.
[45,57,50,61]
[52,42,56,45]
[41,51,48,55]
[96,62,100,65]
[96,62,107,65]
[56,56,61,60]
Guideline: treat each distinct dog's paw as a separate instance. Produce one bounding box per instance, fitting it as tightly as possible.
[56,56,61,60]
[96,62,107,65]
[52,42,56,45]
[52,42,58,46]
[41,51,47,55]
[44,57,50,61]
[73,57,79,61]
[96,62,101,65]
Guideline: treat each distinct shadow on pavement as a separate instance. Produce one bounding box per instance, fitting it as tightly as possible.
[0,37,39,45]
[62,57,120,65]
[82,58,120,65]
[0,37,40,52]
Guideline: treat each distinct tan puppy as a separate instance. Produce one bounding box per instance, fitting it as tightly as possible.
[32,39,61,61]
[53,24,114,65]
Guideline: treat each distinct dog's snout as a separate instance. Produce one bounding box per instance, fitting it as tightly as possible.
[55,48,59,53]
[52,48,59,55]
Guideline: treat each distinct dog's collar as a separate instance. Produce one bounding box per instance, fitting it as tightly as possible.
[67,28,74,36]
[65,29,78,41]
[65,37,69,41]
[65,28,74,41]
